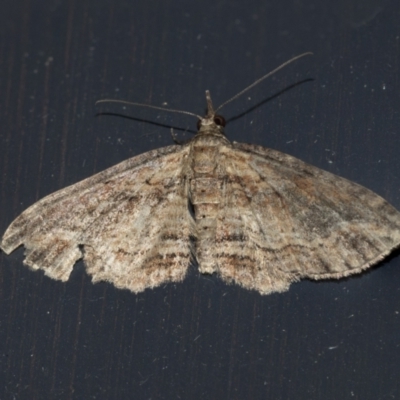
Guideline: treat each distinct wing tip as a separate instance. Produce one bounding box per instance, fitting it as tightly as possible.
[1,221,26,255]
[309,244,400,281]
[0,238,20,255]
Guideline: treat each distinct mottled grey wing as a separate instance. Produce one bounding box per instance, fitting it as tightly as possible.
[212,142,400,295]
[1,145,195,293]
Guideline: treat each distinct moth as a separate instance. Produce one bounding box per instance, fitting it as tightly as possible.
[2,53,400,295]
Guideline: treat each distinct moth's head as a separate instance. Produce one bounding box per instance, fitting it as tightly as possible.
[196,90,226,135]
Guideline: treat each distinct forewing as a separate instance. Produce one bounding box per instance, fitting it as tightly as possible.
[211,142,400,295]
[1,145,195,293]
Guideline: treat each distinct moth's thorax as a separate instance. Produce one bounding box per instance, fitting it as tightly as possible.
[190,122,230,175]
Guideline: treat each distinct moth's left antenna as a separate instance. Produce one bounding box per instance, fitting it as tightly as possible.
[95,99,202,120]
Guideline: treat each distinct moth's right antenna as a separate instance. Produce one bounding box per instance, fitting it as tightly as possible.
[214,52,313,114]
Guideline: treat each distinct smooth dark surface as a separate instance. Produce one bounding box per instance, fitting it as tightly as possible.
[1,0,400,399]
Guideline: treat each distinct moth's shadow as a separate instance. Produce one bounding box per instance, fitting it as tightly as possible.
[95,78,314,142]
[94,112,197,139]
[225,78,313,124]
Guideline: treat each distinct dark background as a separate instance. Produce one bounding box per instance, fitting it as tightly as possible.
[1,0,400,399]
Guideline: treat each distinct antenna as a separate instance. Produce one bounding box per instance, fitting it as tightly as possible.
[96,52,313,119]
[214,52,312,114]
[95,99,202,120]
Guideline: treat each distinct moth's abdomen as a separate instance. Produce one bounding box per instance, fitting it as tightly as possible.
[189,139,226,274]
[190,177,222,228]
